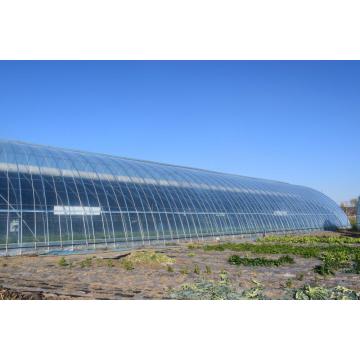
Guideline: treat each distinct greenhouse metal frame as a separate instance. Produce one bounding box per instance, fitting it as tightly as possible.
[0,140,350,255]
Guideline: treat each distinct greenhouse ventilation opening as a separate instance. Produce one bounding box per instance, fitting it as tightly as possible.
[0,140,350,255]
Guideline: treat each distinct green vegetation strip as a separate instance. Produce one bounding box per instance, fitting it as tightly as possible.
[259,234,360,245]
[204,237,360,276]
[228,255,294,267]
[204,242,360,258]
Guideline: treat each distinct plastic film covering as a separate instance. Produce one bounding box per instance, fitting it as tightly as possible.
[0,140,350,254]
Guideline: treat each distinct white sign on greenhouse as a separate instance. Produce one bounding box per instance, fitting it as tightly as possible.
[54,206,102,216]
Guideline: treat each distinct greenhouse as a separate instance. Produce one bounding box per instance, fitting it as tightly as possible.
[0,140,349,255]
[357,197,360,230]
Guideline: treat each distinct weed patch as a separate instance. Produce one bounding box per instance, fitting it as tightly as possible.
[107,259,114,268]
[58,257,69,267]
[194,264,201,275]
[121,259,135,271]
[219,270,229,282]
[188,243,202,250]
[80,257,93,268]
[125,251,175,267]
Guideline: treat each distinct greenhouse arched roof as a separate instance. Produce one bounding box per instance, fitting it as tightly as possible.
[0,140,349,254]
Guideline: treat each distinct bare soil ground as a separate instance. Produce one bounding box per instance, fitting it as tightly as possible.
[1,233,360,300]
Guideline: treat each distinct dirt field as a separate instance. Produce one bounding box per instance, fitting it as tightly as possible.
[1,232,360,300]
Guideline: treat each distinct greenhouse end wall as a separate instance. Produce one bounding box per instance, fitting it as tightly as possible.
[0,140,350,255]
[357,197,360,230]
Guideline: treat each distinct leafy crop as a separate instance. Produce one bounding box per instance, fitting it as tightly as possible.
[242,280,266,300]
[169,280,243,300]
[204,242,360,260]
[170,275,265,300]
[314,251,350,276]
[228,255,294,267]
[204,242,321,257]
[294,285,359,300]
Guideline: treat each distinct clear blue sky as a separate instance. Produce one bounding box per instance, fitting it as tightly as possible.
[0,61,358,203]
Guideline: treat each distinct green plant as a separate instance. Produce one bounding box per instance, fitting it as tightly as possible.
[330,286,359,300]
[294,285,330,300]
[314,263,331,276]
[80,257,93,268]
[167,265,174,272]
[58,257,69,267]
[285,279,293,288]
[188,253,196,258]
[347,253,360,274]
[205,265,212,274]
[219,270,229,283]
[121,259,135,271]
[169,280,243,300]
[188,243,201,250]
[194,264,201,275]
[228,255,294,267]
[294,285,359,300]
[107,259,114,268]
[314,251,350,276]
[242,280,266,300]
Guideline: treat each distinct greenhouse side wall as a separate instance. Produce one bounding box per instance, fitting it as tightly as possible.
[0,140,350,255]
